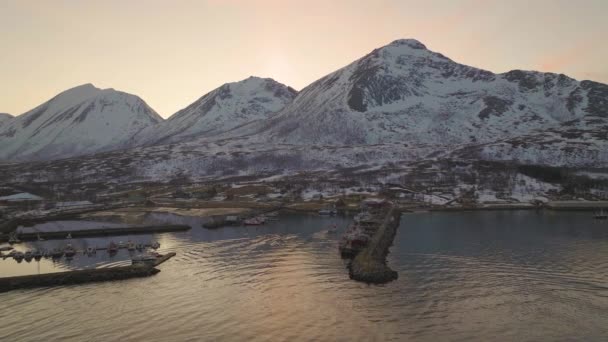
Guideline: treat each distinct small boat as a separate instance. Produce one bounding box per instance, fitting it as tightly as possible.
[51,248,64,259]
[136,243,145,251]
[131,253,158,266]
[0,246,13,252]
[66,233,72,239]
[594,209,607,219]
[318,208,337,216]
[150,242,160,250]
[108,242,118,254]
[24,251,33,262]
[64,244,76,258]
[244,217,265,225]
[127,240,136,251]
[118,241,125,249]
[85,247,96,256]
[327,224,338,234]
[37,234,45,241]
[33,250,42,260]
[13,251,24,262]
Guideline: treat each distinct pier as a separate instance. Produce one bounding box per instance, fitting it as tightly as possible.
[1,224,190,243]
[343,202,401,284]
[0,253,176,293]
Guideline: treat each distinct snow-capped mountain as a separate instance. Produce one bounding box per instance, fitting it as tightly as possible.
[250,39,605,147]
[0,113,13,127]
[134,77,296,146]
[0,84,162,161]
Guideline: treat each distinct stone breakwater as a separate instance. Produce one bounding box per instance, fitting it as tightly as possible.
[348,206,401,284]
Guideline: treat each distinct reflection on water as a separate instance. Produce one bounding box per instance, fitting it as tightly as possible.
[1,211,607,341]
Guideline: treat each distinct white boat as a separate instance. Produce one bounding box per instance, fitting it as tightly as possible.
[244,216,266,225]
[319,208,337,216]
[131,253,157,266]
[64,244,76,258]
[127,240,136,251]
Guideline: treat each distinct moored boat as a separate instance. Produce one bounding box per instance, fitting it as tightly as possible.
[244,217,265,225]
[131,253,158,266]
[594,209,607,219]
[13,251,24,262]
[127,240,136,251]
[64,244,76,258]
[108,241,118,254]
[51,248,64,259]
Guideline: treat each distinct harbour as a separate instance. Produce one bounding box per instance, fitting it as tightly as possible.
[0,210,606,340]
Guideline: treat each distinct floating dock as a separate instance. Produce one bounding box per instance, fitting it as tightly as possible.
[0,253,176,293]
[1,225,190,242]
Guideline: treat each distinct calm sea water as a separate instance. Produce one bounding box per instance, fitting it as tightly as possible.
[0,211,607,341]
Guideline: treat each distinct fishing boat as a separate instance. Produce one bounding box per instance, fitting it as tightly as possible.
[594,209,607,219]
[107,242,118,254]
[85,247,96,256]
[13,251,24,261]
[327,224,338,234]
[131,253,158,266]
[318,208,337,216]
[244,216,265,225]
[8,235,20,244]
[64,244,76,258]
[24,251,33,262]
[127,240,136,251]
[51,248,63,259]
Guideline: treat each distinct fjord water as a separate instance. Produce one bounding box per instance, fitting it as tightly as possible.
[1,211,607,341]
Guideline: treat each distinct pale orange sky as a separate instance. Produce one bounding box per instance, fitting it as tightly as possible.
[1,0,607,118]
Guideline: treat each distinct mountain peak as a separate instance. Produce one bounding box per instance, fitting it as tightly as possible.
[388,39,427,50]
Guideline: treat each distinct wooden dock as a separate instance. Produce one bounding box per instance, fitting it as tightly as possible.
[2,224,190,242]
[0,252,177,293]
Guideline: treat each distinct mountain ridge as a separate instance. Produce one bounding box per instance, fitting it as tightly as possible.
[0,84,162,161]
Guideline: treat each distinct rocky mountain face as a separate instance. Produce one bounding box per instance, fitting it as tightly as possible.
[252,39,605,149]
[134,77,297,146]
[0,84,162,161]
[1,39,607,176]
[0,113,13,127]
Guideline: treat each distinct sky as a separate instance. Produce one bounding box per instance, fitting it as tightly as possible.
[1,0,607,118]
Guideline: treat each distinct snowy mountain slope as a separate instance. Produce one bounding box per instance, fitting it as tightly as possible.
[452,116,608,167]
[0,113,13,127]
[242,39,602,147]
[134,77,296,146]
[0,84,162,161]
